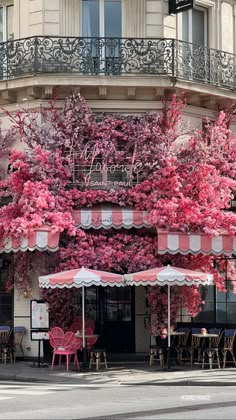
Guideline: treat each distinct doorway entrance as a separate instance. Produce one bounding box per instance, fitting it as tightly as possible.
[82,285,135,352]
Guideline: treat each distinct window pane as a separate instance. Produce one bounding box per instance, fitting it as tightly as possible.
[226,303,236,323]
[200,285,214,301]
[106,304,118,320]
[82,0,99,37]
[193,303,215,323]
[7,5,13,40]
[105,0,121,37]
[0,8,3,42]
[192,9,205,45]
[182,11,188,42]
[216,289,226,303]
[119,304,131,321]
[216,302,227,323]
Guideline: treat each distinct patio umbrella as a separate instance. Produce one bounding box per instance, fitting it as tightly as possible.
[39,267,125,359]
[124,265,213,348]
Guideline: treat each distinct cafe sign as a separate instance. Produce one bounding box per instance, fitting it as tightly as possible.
[76,144,143,188]
[169,0,194,14]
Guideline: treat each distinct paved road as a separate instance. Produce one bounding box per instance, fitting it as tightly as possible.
[1,381,236,419]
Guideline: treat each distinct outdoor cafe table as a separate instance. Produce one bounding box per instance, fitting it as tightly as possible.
[75,332,99,366]
[154,331,186,368]
[192,333,219,370]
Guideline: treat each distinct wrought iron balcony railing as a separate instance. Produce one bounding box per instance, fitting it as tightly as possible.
[0,36,235,89]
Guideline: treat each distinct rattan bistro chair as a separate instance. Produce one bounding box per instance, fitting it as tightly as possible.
[201,328,222,369]
[13,326,26,361]
[0,326,14,363]
[220,329,236,368]
[174,328,190,363]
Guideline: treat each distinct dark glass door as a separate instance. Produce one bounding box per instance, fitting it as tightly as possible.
[83,285,135,353]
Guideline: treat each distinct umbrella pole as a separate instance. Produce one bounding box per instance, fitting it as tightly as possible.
[82,285,87,367]
[168,285,171,348]
[167,285,172,369]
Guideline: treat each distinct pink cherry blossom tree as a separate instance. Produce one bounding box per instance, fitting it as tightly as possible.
[0,93,235,331]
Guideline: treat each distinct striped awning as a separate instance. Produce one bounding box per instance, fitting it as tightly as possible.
[72,206,151,229]
[0,226,60,253]
[157,230,236,256]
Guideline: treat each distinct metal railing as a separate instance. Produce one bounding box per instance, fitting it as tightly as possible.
[0,36,235,89]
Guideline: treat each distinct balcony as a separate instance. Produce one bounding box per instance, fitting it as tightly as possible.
[0,36,235,90]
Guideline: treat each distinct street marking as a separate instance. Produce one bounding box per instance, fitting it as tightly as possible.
[0,389,55,396]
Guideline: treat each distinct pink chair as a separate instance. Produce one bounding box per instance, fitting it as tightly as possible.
[49,327,64,348]
[72,316,82,327]
[49,329,80,372]
[70,322,82,333]
[85,319,95,331]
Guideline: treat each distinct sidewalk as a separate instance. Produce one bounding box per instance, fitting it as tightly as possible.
[1,360,236,386]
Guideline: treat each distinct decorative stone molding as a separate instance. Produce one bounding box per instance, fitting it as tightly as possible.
[1,90,16,103]
[43,86,54,99]
[98,87,108,98]
[127,87,136,99]
[26,87,41,99]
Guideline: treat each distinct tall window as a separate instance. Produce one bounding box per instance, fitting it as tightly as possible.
[192,258,236,324]
[82,0,122,38]
[0,3,13,42]
[182,7,208,46]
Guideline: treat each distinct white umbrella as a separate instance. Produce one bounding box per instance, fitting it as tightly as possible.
[39,267,125,360]
[124,265,213,348]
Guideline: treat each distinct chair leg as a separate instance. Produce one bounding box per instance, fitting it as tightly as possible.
[89,352,93,369]
[150,349,155,367]
[209,351,213,370]
[230,351,236,367]
[216,350,221,369]
[59,355,62,368]
[74,353,80,371]
[158,349,164,367]
[51,352,55,370]
[190,349,194,366]
[103,352,108,369]
[202,351,205,369]
[223,350,227,368]
[95,352,100,371]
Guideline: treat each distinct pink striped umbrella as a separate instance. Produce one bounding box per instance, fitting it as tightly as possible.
[124,265,213,347]
[39,267,125,352]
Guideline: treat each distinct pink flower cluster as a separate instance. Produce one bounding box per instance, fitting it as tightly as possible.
[0,93,235,328]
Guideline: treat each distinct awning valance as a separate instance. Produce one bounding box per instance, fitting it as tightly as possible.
[157,230,236,256]
[72,206,151,229]
[0,226,60,253]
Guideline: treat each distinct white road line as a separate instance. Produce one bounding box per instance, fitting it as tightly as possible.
[0,389,55,396]
[0,396,14,400]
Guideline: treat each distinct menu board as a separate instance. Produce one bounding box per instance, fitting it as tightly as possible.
[30,300,49,330]
[31,331,49,341]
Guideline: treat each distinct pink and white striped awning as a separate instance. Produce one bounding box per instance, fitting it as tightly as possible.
[72,206,151,229]
[157,230,236,256]
[0,226,60,253]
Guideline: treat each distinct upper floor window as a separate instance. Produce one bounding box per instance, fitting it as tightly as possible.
[182,7,208,46]
[82,0,122,37]
[0,3,13,42]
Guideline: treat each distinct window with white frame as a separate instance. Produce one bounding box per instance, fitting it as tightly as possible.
[182,7,208,46]
[0,3,13,42]
[81,0,122,38]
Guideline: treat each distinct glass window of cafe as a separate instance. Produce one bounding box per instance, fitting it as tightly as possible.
[179,257,236,324]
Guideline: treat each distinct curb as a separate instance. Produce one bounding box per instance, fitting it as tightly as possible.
[121,380,236,386]
[1,375,235,387]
